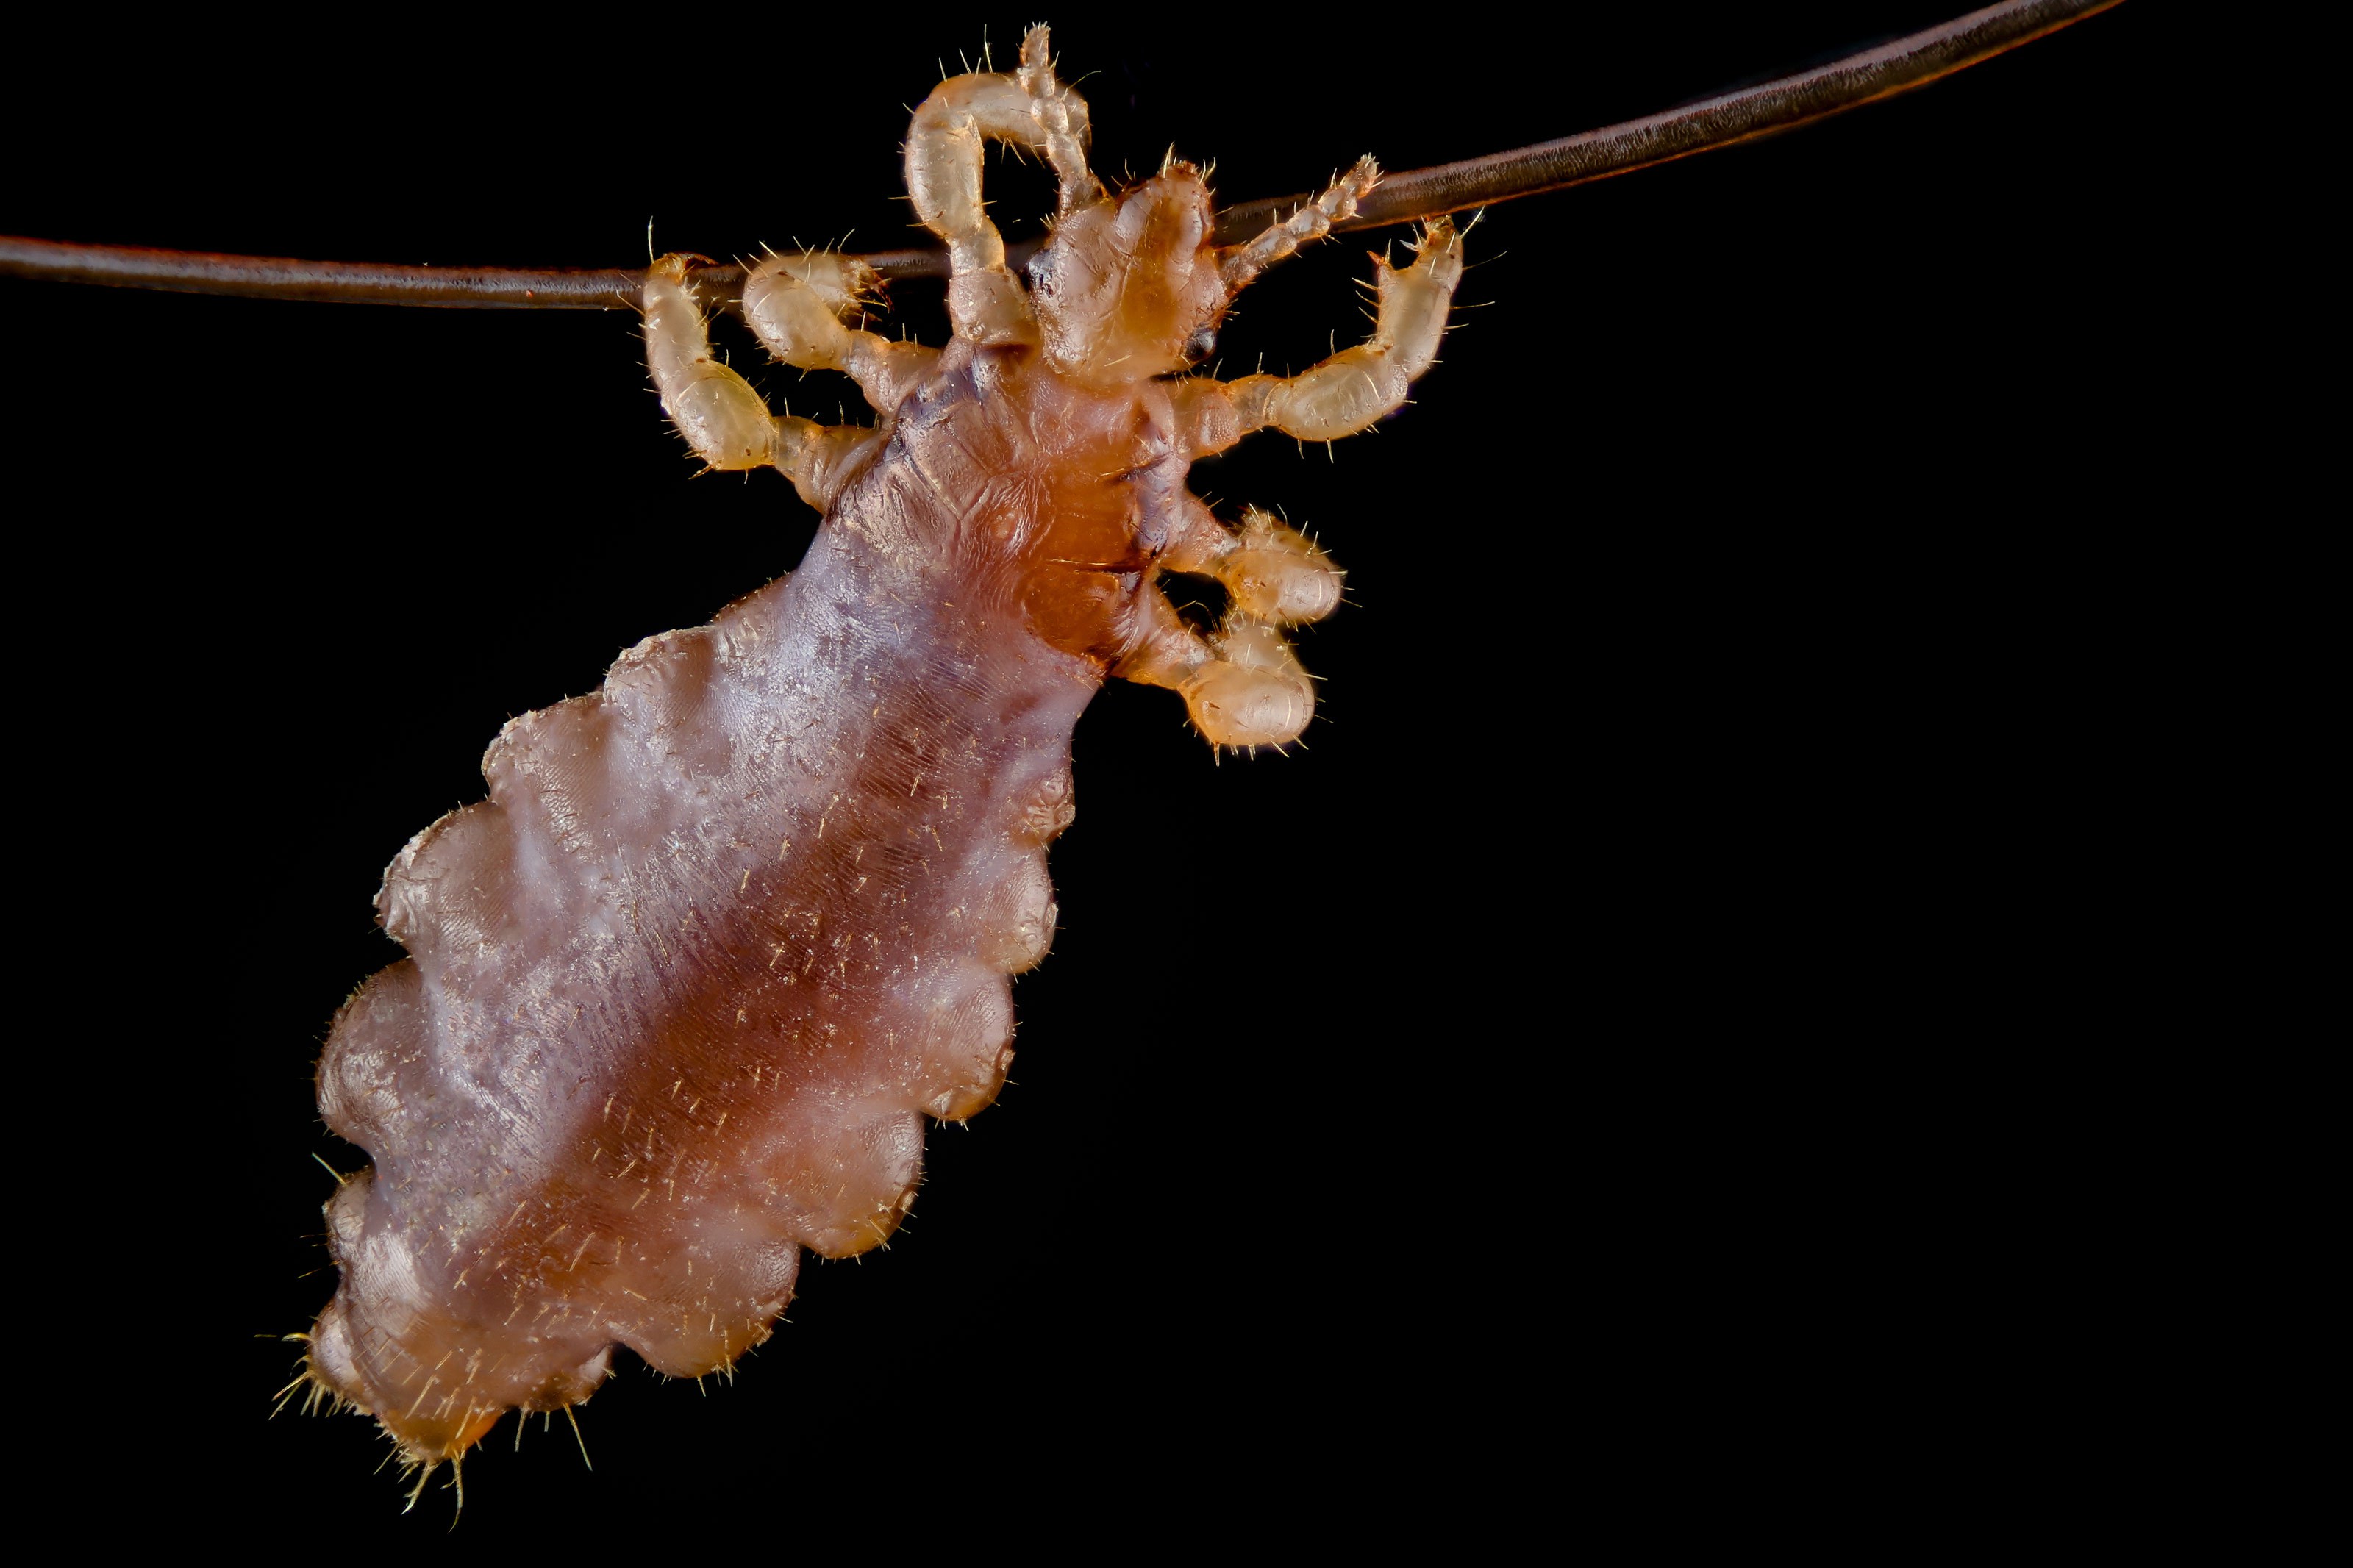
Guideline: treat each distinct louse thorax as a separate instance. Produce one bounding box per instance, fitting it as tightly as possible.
[1028,169,1227,386]
[863,335,1184,673]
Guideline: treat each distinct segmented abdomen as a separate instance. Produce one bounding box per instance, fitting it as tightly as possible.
[309,515,1093,1460]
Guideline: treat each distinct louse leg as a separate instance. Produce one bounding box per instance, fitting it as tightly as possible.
[1217,157,1381,296]
[1160,502,1345,626]
[643,255,880,510]
[1202,217,1467,448]
[906,24,1104,346]
[1120,501,1344,749]
[1010,24,1103,217]
[740,250,937,418]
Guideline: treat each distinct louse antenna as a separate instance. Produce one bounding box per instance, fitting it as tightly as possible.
[0,1,2118,308]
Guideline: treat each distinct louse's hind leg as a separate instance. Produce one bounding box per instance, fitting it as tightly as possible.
[906,24,1104,346]
[1204,217,1467,447]
[1118,501,1344,750]
[740,250,937,418]
[642,255,879,511]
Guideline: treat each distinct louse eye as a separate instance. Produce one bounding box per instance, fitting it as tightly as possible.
[1185,327,1217,363]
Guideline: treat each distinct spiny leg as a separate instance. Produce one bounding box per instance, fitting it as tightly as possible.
[1128,210,1463,745]
[1012,26,1101,216]
[740,249,936,418]
[905,24,1104,346]
[1159,501,1343,624]
[642,256,879,511]
[1218,157,1381,296]
[1120,501,1344,750]
[1207,217,1467,447]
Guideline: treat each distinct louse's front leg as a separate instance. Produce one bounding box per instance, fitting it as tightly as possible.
[905,24,1104,346]
[641,255,878,511]
[1207,218,1467,445]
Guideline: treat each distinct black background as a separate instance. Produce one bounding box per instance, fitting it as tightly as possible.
[4,5,2177,1547]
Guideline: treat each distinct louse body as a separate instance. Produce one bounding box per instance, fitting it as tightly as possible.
[299,26,1465,1467]
[3,10,2161,1535]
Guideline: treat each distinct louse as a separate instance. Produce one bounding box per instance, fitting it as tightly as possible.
[3,7,2162,1536]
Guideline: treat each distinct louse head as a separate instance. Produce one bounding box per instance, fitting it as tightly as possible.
[1028,165,1225,385]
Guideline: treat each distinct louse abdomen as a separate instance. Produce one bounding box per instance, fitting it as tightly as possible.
[308,484,1099,1461]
